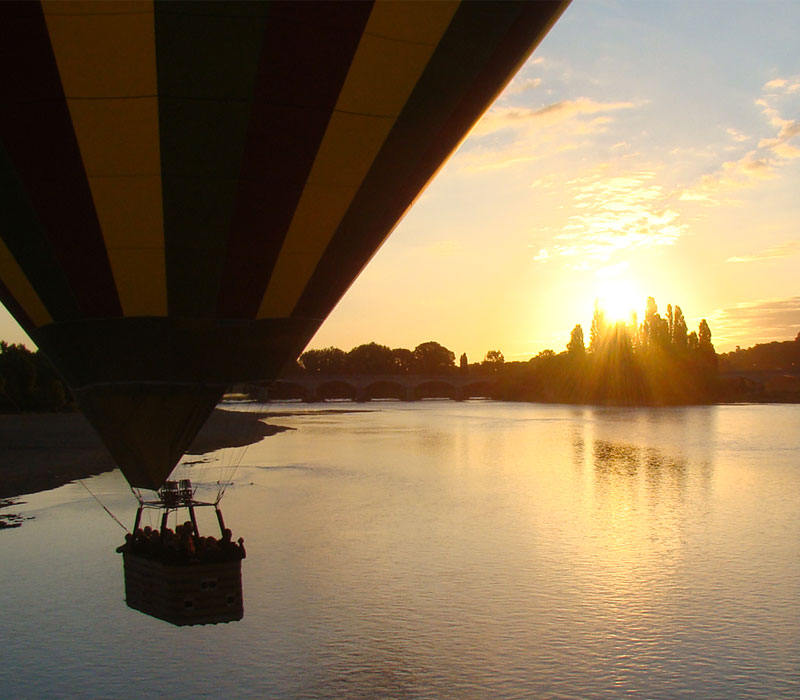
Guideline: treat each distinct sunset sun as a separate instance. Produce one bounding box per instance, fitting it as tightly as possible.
[594,278,641,323]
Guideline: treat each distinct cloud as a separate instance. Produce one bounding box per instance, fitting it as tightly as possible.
[678,190,718,203]
[504,77,542,96]
[763,77,800,94]
[681,77,800,202]
[681,151,779,201]
[726,240,800,263]
[457,98,636,173]
[764,78,788,90]
[535,170,686,267]
[758,137,800,159]
[710,296,800,348]
[726,127,750,143]
[470,98,635,138]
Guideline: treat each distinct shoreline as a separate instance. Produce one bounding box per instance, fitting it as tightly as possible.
[1,398,795,502]
[0,408,291,501]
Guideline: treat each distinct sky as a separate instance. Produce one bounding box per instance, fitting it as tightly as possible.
[2,0,799,362]
[308,0,800,361]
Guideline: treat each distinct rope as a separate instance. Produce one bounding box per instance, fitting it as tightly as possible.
[78,479,129,532]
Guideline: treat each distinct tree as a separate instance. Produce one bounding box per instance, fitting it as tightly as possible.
[0,343,69,411]
[667,304,674,340]
[642,296,669,349]
[345,342,395,374]
[687,331,699,351]
[0,343,36,409]
[590,303,606,353]
[698,319,714,353]
[413,341,455,374]
[672,305,688,348]
[391,347,415,374]
[567,324,585,356]
[483,350,505,365]
[299,347,347,374]
[459,353,468,374]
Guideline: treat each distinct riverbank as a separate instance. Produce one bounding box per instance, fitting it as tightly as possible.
[0,408,290,500]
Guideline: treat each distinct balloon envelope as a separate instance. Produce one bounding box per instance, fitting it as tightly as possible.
[0,0,568,489]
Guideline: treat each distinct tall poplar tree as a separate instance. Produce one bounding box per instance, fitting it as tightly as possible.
[590,304,605,353]
[672,306,688,347]
[698,319,713,352]
[567,324,585,356]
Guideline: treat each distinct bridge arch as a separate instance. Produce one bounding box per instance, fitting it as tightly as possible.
[267,380,307,401]
[364,380,407,401]
[316,380,358,401]
[245,372,500,403]
[414,380,457,400]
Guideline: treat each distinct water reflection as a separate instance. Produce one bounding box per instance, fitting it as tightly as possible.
[561,412,721,664]
[2,403,799,699]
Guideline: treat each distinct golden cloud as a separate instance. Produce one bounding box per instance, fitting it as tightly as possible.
[710,296,800,347]
[682,78,800,202]
[468,98,635,138]
[534,170,686,267]
[726,240,800,263]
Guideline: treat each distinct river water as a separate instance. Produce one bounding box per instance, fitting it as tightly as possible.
[1,401,798,699]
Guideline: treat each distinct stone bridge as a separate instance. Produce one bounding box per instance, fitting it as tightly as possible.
[243,373,499,403]
[719,369,800,393]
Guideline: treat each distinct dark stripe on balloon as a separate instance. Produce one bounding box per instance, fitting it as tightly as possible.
[0,279,34,335]
[31,316,318,388]
[0,139,81,321]
[0,2,122,319]
[216,0,374,318]
[155,1,269,317]
[294,1,565,320]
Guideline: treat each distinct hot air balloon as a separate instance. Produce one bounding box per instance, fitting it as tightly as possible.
[0,0,569,494]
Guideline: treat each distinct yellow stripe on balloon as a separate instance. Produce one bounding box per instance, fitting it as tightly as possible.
[0,239,52,327]
[42,1,166,317]
[257,1,460,319]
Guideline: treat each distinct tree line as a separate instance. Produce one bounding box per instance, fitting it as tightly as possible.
[10,297,796,411]
[290,297,720,405]
[0,342,70,412]
[293,341,461,376]
[495,298,719,405]
[719,332,800,372]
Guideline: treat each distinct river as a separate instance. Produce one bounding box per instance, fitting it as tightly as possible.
[1,401,798,699]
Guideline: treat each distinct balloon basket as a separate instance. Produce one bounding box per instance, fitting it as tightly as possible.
[118,479,246,626]
[122,553,243,626]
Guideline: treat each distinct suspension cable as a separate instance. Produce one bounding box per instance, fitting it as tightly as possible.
[78,479,129,532]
